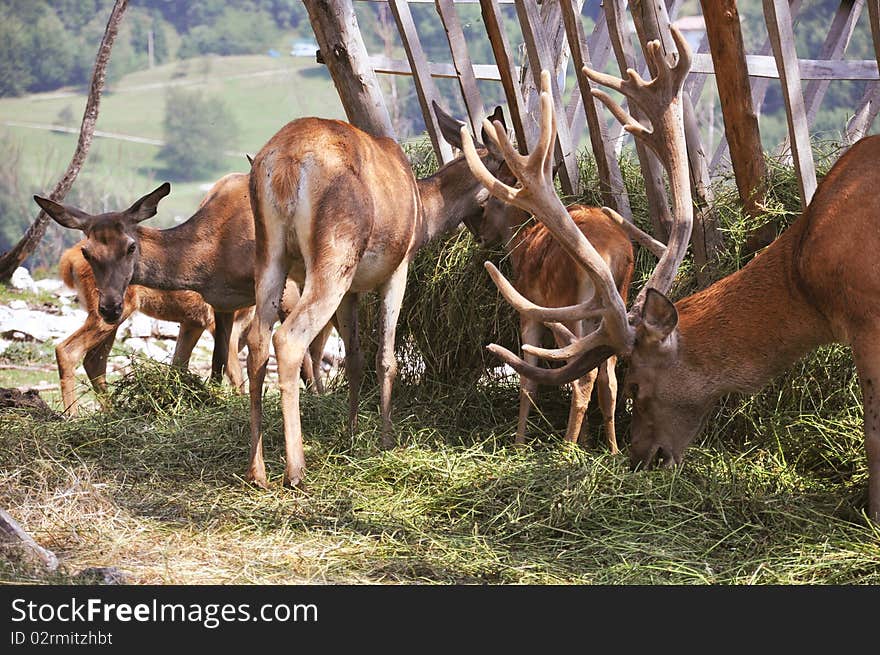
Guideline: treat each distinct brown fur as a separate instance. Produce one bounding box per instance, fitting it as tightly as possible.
[245,113,507,488]
[481,200,634,449]
[623,134,880,523]
[56,242,251,415]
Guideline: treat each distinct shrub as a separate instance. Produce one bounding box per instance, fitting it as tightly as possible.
[156,87,239,181]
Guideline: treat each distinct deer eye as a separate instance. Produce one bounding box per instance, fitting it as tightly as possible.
[126,243,136,255]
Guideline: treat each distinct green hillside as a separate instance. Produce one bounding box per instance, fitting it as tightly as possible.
[0,53,347,255]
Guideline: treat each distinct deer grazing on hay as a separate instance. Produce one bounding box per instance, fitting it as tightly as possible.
[56,242,254,415]
[34,173,331,402]
[246,107,510,488]
[469,193,635,451]
[465,25,880,523]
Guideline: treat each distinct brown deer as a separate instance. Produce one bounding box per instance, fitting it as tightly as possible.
[34,173,329,397]
[56,241,253,415]
[245,108,509,488]
[465,26,880,523]
[469,194,635,451]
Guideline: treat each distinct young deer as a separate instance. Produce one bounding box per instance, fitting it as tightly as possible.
[56,242,253,415]
[469,195,635,451]
[34,173,329,396]
[465,26,880,523]
[246,108,509,488]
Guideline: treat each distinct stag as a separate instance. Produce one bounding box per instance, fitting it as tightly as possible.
[465,26,880,523]
[246,109,509,488]
[56,241,253,414]
[34,173,329,396]
[467,192,636,451]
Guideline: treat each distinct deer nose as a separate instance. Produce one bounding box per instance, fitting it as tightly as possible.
[99,300,123,323]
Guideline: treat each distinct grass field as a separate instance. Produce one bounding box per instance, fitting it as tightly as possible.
[0,53,347,224]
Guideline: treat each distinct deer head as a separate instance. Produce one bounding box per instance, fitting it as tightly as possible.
[462,25,700,469]
[432,102,514,239]
[34,183,171,323]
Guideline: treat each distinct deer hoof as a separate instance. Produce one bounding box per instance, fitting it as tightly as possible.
[245,469,269,490]
[283,468,306,489]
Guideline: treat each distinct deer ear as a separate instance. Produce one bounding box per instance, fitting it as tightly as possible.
[640,288,678,342]
[433,100,468,151]
[246,154,254,167]
[481,106,509,160]
[33,196,92,231]
[125,182,171,223]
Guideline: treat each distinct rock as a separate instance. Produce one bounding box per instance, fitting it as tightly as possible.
[7,299,27,310]
[34,278,63,293]
[75,566,127,585]
[10,267,36,292]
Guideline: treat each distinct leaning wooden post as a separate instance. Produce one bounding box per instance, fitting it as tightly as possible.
[479,0,531,154]
[604,0,673,241]
[304,0,395,139]
[629,0,722,277]
[699,0,772,252]
[435,0,486,136]
[560,0,631,218]
[764,0,818,208]
[388,0,454,163]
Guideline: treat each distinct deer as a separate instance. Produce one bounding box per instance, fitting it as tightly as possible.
[56,241,254,415]
[468,191,636,451]
[34,173,331,401]
[463,24,880,524]
[245,106,511,488]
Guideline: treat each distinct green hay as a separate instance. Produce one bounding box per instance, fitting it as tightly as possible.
[3,138,879,585]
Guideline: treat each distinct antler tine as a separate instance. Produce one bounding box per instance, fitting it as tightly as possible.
[601,207,667,259]
[461,127,520,205]
[485,262,608,323]
[523,324,611,361]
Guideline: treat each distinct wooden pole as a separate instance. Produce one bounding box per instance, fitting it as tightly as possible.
[387,0,454,162]
[304,0,395,139]
[435,0,486,135]
[514,0,581,195]
[764,0,818,207]
[479,0,531,153]
[560,0,631,217]
[699,0,767,227]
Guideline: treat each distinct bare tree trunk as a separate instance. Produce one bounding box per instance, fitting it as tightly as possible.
[0,0,129,283]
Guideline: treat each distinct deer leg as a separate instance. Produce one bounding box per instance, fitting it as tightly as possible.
[224,310,251,393]
[335,293,363,436]
[246,260,288,489]
[852,339,880,524]
[274,275,350,487]
[376,264,407,449]
[516,317,543,445]
[596,355,620,455]
[171,321,204,371]
[56,314,118,416]
[82,325,119,411]
[210,311,235,383]
[557,320,597,445]
[308,322,334,395]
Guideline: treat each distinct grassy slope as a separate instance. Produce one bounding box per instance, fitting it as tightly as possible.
[0,54,346,224]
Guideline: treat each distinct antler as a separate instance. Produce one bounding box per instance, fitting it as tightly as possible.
[463,25,695,386]
[461,70,634,357]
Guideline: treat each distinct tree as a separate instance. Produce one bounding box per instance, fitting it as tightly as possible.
[0,0,129,282]
[156,87,239,181]
[0,14,33,96]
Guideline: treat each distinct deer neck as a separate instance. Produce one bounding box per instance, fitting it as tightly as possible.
[416,157,489,247]
[675,220,834,398]
[132,218,212,292]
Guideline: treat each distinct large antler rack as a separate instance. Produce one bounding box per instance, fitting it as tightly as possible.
[461,24,694,386]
